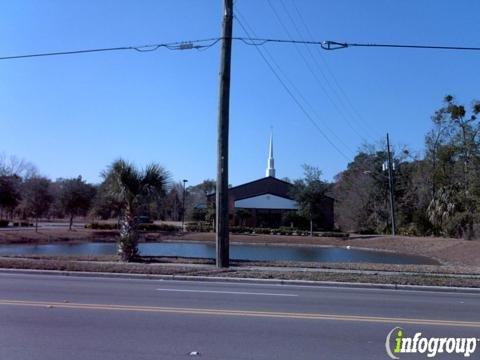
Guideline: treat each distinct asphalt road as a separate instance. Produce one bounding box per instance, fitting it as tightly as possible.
[0,273,479,360]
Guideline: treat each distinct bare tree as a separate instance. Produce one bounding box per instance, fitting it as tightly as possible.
[59,176,96,230]
[0,175,22,219]
[290,165,330,236]
[0,153,37,179]
[22,177,53,231]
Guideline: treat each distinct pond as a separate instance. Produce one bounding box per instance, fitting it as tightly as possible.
[0,241,438,265]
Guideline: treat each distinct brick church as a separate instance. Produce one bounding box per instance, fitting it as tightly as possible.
[207,135,334,229]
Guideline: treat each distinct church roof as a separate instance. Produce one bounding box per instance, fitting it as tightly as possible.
[207,176,294,201]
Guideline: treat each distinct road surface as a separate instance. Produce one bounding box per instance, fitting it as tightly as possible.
[0,272,479,359]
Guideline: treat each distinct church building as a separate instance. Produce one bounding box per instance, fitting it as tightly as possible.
[208,134,334,229]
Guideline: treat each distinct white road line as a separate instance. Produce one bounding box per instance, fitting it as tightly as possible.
[158,280,480,296]
[156,288,298,297]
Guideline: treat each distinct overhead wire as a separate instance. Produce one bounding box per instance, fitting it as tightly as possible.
[267,0,370,144]
[288,0,382,139]
[2,37,479,61]
[0,38,221,60]
[261,3,358,154]
[321,41,480,51]
[234,9,352,161]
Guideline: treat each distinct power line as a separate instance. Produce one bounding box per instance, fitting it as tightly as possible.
[263,1,357,153]
[234,10,352,161]
[321,41,480,51]
[2,37,479,61]
[235,10,353,159]
[0,38,221,60]
[234,38,480,52]
[237,38,480,52]
[288,0,382,139]
[267,0,371,143]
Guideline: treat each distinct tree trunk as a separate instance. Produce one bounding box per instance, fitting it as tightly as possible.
[310,218,313,237]
[461,125,469,196]
[118,208,139,262]
[69,213,74,231]
[35,217,38,232]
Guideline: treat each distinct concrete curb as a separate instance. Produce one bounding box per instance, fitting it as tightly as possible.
[1,268,480,294]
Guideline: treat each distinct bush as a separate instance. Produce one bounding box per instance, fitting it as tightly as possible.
[356,228,377,235]
[85,223,119,230]
[86,222,180,232]
[182,224,349,238]
[12,221,33,227]
[190,208,207,222]
[315,231,349,239]
[0,220,9,227]
[252,228,272,235]
[137,223,180,232]
[186,222,214,232]
[398,224,422,237]
[281,212,310,229]
[230,226,254,234]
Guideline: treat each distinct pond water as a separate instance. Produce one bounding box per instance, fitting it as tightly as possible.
[0,242,438,265]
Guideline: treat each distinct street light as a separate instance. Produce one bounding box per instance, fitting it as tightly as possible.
[182,179,188,231]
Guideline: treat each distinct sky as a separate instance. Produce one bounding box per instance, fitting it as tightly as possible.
[0,0,478,186]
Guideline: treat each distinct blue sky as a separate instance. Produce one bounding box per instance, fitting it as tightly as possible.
[0,1,478,185]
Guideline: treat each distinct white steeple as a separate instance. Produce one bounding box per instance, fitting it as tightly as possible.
[265,132,276,178]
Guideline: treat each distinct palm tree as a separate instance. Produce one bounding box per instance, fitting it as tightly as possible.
[101,159,169,261]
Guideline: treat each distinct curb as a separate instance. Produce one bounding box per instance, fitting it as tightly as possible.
[1,268,480,294]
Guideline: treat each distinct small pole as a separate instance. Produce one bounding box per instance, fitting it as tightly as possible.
[182,179,188,231]
[216,0,233,268]
[386,133,396,236]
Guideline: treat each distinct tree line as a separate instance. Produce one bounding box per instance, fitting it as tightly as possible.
[0,155,212,233]
[335,95,480,239]
[1,95,479,243]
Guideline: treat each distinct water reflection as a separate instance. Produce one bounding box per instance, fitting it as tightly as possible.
[0,242,437,265]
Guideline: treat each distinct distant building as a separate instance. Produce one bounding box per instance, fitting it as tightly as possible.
[208,134,334,229]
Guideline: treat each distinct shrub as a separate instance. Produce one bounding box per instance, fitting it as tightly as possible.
[186,222,214,232]
[252,228,272,235]
[85,223,119,230]
[315,231,349,239]
[0,220,9,227]
[230,226,254,234]
[137,223,180,232]
[356,228,377,235]
[278,227,298,236]
[398,224,422,237]
[86,222,180,232]
[181,224,349,238]
[12,221,33,227]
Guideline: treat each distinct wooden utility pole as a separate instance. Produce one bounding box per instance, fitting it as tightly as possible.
[181,179,188,232]
[216,0,233,268]
[386,133,396,236]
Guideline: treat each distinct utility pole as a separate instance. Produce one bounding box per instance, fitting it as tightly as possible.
[182,179,188,232]
[386,133,396,236]
[216,0,233,268]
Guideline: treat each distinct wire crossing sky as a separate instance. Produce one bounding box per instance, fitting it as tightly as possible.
[2,37,479,60]
[0,0,478,185]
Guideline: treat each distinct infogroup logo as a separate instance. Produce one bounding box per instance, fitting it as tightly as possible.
[385,327,478,359]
